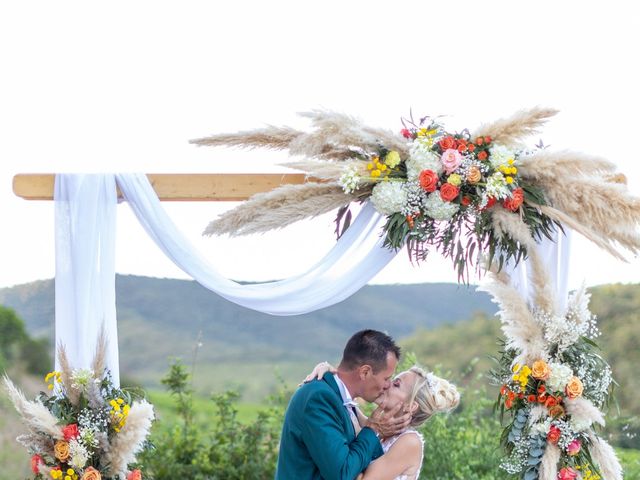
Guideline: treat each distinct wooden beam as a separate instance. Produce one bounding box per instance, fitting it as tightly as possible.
[12,173,316,201]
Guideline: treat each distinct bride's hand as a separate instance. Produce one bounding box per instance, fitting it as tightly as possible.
[300,361,337,385]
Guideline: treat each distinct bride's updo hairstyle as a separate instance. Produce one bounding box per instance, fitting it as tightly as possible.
[407,366,460,427]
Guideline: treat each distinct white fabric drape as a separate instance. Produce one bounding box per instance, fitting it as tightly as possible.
[504,228,572,314]
[54,173,397,384]
[55,174,120,386]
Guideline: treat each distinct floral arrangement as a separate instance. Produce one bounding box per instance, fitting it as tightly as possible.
[336,114,556,280]
[3,336,154,480]
[482,256,623,479]
[190,107,640,282]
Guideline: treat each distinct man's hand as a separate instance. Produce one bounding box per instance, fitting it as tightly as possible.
[364,400,411,439]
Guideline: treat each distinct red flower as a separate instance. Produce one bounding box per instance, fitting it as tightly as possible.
[502,187,524,211]
[545,396,558,408]
[439,183,459,202]
[127,469,143,480]
[477,150,488,161]
[401,128,412,139]
[558,467,578,480]
[527,394,537,402]
[500,385,508,395]
[31,454,43,474]
[484,136,492,144]
[62,423,80,441]
[475,137,484,146]
[505,397,513,409]
[419,169,439,193]
[467,143,476,152]
[439,136,457,151]
[547,425,561,444]
[461,196,472,207]
[480,197,496,211]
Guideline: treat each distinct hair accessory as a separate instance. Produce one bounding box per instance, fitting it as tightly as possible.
[425,372,438,391]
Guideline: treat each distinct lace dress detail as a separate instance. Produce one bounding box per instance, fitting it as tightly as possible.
[380,428,425,480]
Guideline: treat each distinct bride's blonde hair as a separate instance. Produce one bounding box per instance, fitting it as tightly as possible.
[407,365,460,427]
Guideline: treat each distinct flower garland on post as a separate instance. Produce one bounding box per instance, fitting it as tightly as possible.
[3,332,154,480]
[481,249,622,480]
[191,108,640,282]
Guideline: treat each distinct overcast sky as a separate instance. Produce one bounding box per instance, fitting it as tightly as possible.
[1,1,639,290]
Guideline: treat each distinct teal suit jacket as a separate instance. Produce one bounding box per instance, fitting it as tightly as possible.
[275,372,383,480]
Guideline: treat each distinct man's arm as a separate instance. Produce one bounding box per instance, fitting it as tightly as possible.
[300,389,383,480]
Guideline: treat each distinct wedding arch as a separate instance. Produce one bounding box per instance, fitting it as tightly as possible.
[11,107,639,479]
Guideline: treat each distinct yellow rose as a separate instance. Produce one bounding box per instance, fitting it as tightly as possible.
[566,376,584,399]
[466,166,482,184]
[54,440,70,462]
[531,360,550,380]
[447,173,462,186]
[81,467,102,480]
[384,150,401,169]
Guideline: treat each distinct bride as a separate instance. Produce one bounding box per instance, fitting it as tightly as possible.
[305,362,460,480]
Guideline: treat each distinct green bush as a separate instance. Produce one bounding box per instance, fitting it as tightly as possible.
[140,360,287,480]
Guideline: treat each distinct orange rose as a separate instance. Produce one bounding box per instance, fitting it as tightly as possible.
[127,469,142,480]
[503,187,524,211]
[54,440,70,462]
[545,396,558,408]
[566,377,584,399]
[547,425,561,444]
[548,404,566,418]
[531,360,550,380]
[82,467,102,480]
[466,166,482,184]
[439,183,459,202]
[439,136,457,151]
[477,151,488,161]
[419,169,439,193]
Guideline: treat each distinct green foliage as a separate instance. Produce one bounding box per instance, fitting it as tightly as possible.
[141,360,288,480]
[418,387,509,479]
[0,304,51,374]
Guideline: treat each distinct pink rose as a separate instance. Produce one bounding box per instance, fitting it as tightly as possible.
[400,128,412,139]
[558,467,578,480]
[566,439,581,456]
[440,149,463,174]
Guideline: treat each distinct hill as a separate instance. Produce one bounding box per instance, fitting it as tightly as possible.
[0,275,497,399]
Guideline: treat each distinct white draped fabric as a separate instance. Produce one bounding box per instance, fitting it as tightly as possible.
[54,175,120,386]
[54,173,571,386]
[54,173,397,385]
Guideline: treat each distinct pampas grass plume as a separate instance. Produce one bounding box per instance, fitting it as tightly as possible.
[538,443,560,480]
[104,400,155,477]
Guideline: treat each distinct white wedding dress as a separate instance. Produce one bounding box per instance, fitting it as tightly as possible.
[380,428,425,480]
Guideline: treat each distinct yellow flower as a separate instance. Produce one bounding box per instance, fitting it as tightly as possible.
[508,159,515,165]
[117,398,124,404]
[379,164,387,171]
[506,176,514,184]
[67,469,75,475]
[367,163,373,170]
[447,174,462,186]
[65,476,72,480]
[510,167,517,175]
[371,170,381,178]
[384,150,401,168]
[511,363,521,373]
[48,384,54,390]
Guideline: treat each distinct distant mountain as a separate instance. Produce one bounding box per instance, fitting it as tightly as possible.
[0,275,497,399]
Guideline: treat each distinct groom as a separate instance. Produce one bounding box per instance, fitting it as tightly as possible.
[275,329,411,480]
